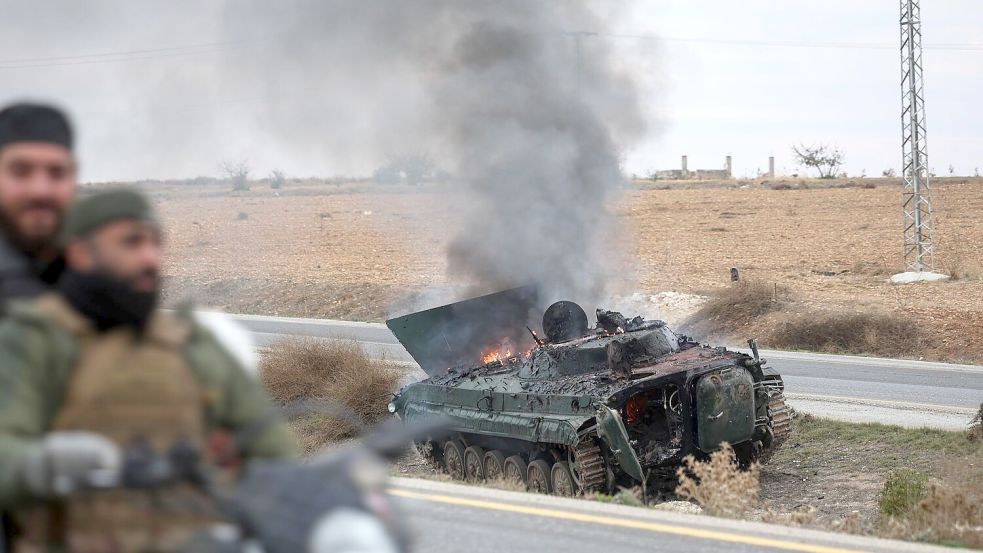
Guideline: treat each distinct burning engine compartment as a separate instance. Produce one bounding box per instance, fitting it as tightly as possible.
[387,288,792,496]
[622,384,684,466]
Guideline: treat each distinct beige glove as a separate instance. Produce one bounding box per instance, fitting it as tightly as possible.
[22,431,121,497]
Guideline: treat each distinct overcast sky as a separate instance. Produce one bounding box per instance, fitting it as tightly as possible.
[618,1,983,179]
[0,0,979,181]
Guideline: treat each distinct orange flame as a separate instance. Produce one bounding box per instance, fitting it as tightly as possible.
[480,349,513,365]
[480,339,517,365]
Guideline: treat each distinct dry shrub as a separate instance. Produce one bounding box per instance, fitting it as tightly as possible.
[767,311,922,358]
[881,460,983,548]
[260,338,402,453]
[830,511,864,535]
[970,403,983,441]
[691,280,779,325]
[675,443,759,518]
[942,254,966,281]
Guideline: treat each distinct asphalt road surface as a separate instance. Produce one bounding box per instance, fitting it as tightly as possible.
[228,313,983,429]
[389,477,952,553]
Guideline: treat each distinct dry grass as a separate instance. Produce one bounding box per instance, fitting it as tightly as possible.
[880,460,983,548]
[686,279,927,358]
[260,338,402,453]
[689,280,780,326]
[766,311,923,358]
[849,260,893,277]
[936,245,983,282]
[828,511,864,535]
[483,477,528,493]
[760,505,819,527]
[675,443,760,518]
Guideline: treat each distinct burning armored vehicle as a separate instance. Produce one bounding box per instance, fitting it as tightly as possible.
[387,288,791,495]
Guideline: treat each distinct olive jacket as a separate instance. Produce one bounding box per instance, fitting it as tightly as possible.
[0,295,296,508]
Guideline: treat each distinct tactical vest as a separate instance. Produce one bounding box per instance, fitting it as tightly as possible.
[14,295,221,553]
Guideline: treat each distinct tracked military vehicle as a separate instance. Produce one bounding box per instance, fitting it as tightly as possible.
[387,288,791,496]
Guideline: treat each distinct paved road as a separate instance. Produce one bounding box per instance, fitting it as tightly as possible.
[227,313,983,429]
[745,350,982,428]
[390,477,950,553]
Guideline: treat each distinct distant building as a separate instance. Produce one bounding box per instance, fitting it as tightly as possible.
[653,155,733,180]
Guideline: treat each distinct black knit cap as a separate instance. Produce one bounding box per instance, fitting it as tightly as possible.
[61,188,157,244]
[0,103,73,152]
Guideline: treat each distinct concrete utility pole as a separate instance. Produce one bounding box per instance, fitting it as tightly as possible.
[899,0,935,272]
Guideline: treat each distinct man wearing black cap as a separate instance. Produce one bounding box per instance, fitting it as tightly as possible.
[0,102,76,306]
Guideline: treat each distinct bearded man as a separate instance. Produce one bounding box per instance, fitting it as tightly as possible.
[0,103,76,306]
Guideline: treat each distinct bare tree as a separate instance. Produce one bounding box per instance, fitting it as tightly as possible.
[270,169,286,189]
[221,160,251,191]
[882,168,896,178]
[791,144,844,179]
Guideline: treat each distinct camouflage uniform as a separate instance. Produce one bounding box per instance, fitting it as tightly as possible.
[0,293,295,551]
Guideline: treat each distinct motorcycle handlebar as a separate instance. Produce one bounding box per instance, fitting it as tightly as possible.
[361,416,453,461]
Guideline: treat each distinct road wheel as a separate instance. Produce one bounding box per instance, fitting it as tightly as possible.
[463,446,486,482]
[483,450,507,481]
[443,440,466,480]
[551,461,578,496]
[527,459,553,494]
[503,455,527,487]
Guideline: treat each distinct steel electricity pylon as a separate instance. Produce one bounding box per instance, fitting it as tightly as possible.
[900,0,934,272]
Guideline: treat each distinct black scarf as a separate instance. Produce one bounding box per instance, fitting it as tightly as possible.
[59,269,158,331]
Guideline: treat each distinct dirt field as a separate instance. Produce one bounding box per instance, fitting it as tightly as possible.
[758,415,982,531]
[146,176,983,362]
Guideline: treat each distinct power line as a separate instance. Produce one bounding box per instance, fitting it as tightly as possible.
[0,37,272,69]
[2,30,979,71]
[0,50,228,69]
[591,31,983,51]
[0,38,254,64]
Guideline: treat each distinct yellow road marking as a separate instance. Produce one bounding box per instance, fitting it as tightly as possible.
[388,488,864,553]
